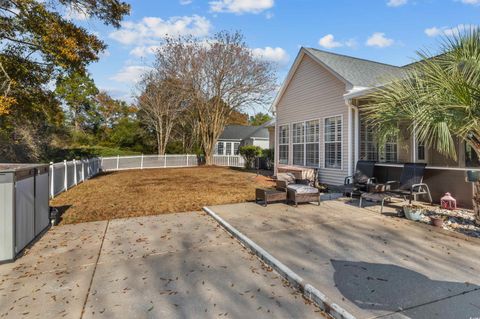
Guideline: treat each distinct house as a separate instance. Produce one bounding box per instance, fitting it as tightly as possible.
[214,125,270,156]
[272,47,479,207]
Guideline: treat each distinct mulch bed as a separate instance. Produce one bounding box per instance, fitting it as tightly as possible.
[50,166,275,225]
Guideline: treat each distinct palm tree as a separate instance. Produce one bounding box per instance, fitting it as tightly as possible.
[363,27,480,225]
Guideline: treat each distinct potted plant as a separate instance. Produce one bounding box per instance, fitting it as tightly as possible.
[403,204,425,221]
[430,215,444,227]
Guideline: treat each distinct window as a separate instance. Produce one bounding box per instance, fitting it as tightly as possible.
[383,136,398,163]
[217,142,224,155]
[278,125,289,164]
[325,116,342,169]
[292,122,305,165]
[305,120,319,166]
[234,143,240,155]
[360,121,397,163]
[465,143,480,167]
[361,124,378,161]
[417,141,426,162]
[225,142,232,155]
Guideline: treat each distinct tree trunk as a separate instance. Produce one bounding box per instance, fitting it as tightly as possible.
[205,152,213,166]
[474,180,480,226]
[156,131,162,155]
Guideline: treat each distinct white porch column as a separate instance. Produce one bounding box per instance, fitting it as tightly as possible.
[274,119,278,176]
[354,107,360,166]
[347,104,353,176]
[412,122,417,163]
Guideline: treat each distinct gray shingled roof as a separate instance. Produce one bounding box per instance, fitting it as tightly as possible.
[305,48,407,87]
[219,125,269,140]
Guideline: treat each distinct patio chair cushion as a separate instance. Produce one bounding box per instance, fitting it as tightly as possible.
[277,172,296,185]
[287,184,319,194]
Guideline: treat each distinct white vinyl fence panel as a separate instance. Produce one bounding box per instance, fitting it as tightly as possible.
[49,158,101,198]
[48,154,244,198]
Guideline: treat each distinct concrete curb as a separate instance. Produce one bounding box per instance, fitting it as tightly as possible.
[203,206,356,319]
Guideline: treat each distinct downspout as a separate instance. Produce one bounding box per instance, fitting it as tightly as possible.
[273,111,278,177]
[345,99,357,176]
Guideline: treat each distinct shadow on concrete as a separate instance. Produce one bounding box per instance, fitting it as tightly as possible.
[332,259,480,318]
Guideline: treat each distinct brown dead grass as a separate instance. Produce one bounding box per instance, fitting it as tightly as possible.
[50,166,275,225]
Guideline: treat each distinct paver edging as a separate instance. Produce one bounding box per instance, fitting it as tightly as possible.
[203,206,356,319]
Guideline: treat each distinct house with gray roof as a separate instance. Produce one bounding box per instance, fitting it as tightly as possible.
[214,124,270,156]
[272,47,476,207]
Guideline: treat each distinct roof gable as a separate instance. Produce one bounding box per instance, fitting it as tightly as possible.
[271,47,408,111]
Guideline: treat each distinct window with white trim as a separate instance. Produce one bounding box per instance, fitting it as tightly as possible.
[278,125,289,164]
[225,142,232,155]
[233,142,240,155]
[324,116,342,169]
[383,136,398,163]
[217,142,224,155]
[361,124,378,161]
[305,120,319,167]
[292,122,305,165]
[360,121,398,163]
[417,141,426,162]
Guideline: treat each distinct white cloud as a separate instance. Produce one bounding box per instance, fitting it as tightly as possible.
[251,47,289,64]
[180,0,192,4]
[460,0,480,5]
[109,15,212,45]
[209,0,274,14]
[387,0,407,7]
[110,66,152,83]
[318,34,357,49]
[366,32,394,48]
[129,45,162,57]
[318,34,343,49]
[424,24,476,37]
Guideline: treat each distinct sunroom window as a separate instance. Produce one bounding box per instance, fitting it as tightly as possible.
[325,116,342,169]
[278,125,289,164]
[305,120,319,167]
[292,122,305,166]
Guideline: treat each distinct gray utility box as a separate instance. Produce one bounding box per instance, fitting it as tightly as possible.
[0,164,50,262]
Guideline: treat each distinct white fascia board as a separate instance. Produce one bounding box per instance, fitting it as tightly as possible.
[343,86,374,99]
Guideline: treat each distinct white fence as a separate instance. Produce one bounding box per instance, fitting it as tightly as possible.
[100,154,245,171]
[49,158,101,198]
[48,154,245,198]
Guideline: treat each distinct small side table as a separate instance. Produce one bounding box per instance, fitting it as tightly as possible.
[255,188,287,207]
[359,192,404,214]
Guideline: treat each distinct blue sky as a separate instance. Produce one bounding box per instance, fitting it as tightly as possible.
[72,0,479,106]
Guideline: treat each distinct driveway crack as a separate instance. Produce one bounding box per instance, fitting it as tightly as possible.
[80,219,110,319]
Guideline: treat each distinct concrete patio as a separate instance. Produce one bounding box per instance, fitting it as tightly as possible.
[206,199,480,319]
[0,212,320,318]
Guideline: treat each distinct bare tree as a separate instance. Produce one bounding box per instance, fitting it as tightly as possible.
[137,73,185,155]
[154,31,277,164]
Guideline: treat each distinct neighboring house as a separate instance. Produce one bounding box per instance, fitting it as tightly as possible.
[214,125,270,156]
[272,47,478,207]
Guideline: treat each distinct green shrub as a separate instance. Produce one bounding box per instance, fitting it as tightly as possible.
[239,145,262,169]
[262,148,274,170]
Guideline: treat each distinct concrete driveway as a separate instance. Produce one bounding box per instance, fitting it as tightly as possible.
[0,212,320,318]
[206,200,480,319]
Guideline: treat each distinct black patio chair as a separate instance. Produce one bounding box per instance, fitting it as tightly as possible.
[344,160,377,197]
[386,163,433,204]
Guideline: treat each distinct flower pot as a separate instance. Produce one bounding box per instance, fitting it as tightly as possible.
[430,217,443,228]
[403,206,424,221]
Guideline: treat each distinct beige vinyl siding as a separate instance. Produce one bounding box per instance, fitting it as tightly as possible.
[276,55,349,185]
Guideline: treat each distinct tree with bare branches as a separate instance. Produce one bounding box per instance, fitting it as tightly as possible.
[152,31,277,164]
[137,73,186,155]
